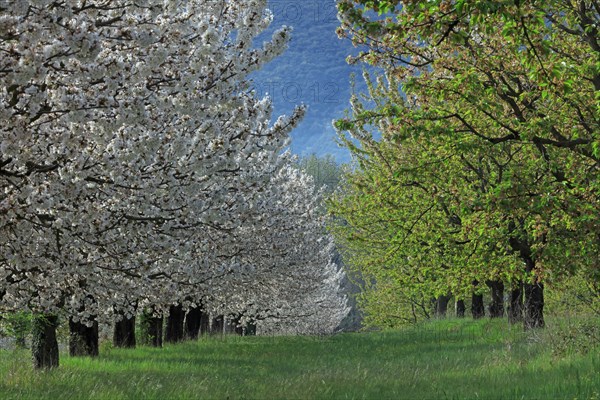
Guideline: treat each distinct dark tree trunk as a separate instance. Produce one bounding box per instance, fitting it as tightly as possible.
[434,295,451,318]
[165,305,185,343]
[199,312,210,336]
[184,307,202,340]
[69,317,99,357]
[113,315,136,348]
[147,317,163,347]
[224,318,234,334]
[146,317,163,347]
[31,314,59,369]
[524,257,544,329]
[226,315,243,335]
[471,281,485,319]
[508,229,544,329]
[244,322,257,336]
[140,311,163,347]
[210,315,224,335]
[486,280,505,318]
[234,324,243,336]
[508,282,524,324]
[472,293,485,319]
[456,299,466,318]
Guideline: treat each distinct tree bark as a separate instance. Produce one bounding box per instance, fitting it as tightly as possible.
[113,314,136,348]
[508,230,544,329]
[524,281,544,329]
[433,294,451,318]
[147,316,163,347]
[224,317,234,334]
[140,310,163,347]
[69,317,99,357]
[524,257,544,329]
[184,306,202,340]
[486,280,505,318]
[234,323,243,336]
[32,313,59,369]
[165,304,185,343]
[199,312,210,336]
[471,281,485,319]
[244,322,257,336]
[226,315,243,335]
[508,282,523,324]
[210,315,224,335]
[455,299,466,318]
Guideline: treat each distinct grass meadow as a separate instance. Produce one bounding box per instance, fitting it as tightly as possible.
[0,318,598,399]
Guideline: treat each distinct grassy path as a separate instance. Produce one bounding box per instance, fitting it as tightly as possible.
[0,319,598,399]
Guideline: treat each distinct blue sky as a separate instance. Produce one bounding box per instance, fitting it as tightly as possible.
[251,0,368,164]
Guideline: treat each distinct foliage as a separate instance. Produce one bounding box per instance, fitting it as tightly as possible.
[297,154,348,194]
[545,272,600,317]
[0,312,31,348]
[0,0,347,345]
[538,316,600,357]
[297,154,364,331]
[331,0,600,328]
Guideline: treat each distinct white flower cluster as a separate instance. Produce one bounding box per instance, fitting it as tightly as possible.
[0,1,347,333]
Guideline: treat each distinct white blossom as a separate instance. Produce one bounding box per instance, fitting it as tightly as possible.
[0,0,347,334]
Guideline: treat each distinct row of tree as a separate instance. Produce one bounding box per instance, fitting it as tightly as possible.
[0,0,348,368]
[329,0,599,329]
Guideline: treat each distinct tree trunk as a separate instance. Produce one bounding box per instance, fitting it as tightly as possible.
[140,311,163,347]
[147,317,163,347]
[31,314,59,369]
[210,315,224,335]
[146,317,163,347]
[113,314,136,348]
[524,257,544,329]
[456,299,466,318]
[234,323,243,336]
[184,306,202,340]
[487,280,505,318]
[165,304,185,343]
[69,317,99,357]
[524,281,544,329]
[223,318,234,334]
[226,315,243,335]
[434,294,451,318]
[508,282,523,324]
[244,322,257,336]
[508,231,544,329]
[233,322,244,336]
[199,312,210,336]
[471,281,485,319]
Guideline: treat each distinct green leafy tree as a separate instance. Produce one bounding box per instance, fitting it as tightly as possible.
[298,154,348,194]
[331,0,599,329]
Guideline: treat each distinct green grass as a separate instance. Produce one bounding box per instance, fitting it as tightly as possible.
[0,318,598,399]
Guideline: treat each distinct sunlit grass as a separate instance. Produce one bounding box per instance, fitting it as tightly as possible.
[0,318,598,399]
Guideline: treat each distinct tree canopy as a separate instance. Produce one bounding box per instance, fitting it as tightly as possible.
[330,0,599,329]
[0,0,348,360]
